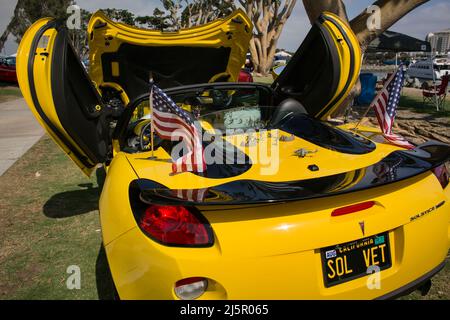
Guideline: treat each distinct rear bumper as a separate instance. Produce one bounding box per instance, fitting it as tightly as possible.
[106,215,449,300]
[376,260,446,300]
[104,174,450,300]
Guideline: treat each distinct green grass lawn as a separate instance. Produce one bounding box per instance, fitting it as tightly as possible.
[253,75,274,84]
[399,94,450,117]
[0,135,448,299]
[0,84,22,103]
[0,136,115,299]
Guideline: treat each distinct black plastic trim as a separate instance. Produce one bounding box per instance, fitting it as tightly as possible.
[51,27,109,165]
[136,142,450,206]
[100,43,232,101]
[274,113,376,155]
[316,14,356,119]
[271,15,341,118]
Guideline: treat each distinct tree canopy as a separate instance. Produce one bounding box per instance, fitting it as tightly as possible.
[0,0,431,80]
[0,0,74,52]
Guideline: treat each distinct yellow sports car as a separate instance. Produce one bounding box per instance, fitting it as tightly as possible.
[16,9,450,300]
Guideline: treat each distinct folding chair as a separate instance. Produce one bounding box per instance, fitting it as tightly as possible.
[423,74,449,110]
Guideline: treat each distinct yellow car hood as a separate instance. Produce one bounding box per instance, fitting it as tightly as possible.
[125,127,399,190]
[87,9,252,104]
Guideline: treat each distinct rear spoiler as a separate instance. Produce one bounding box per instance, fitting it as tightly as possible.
[135,141,450,206]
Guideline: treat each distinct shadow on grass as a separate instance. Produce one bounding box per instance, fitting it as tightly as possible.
[43,168,106,218]
[42,168,117,299]
[94,169,118,300]
[43,184,99,218]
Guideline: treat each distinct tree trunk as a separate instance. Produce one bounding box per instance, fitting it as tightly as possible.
[242,0,297,76]
[0,29,10,53]
[0,0,23,53]
[350,0,430,50]
[302,0,348,22]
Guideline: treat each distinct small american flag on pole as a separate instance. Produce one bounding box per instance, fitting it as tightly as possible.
[150,84,206,174]
[371,65,414,149]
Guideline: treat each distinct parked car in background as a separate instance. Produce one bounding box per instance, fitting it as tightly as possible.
[0,55,18,83]
[238,68,253,82]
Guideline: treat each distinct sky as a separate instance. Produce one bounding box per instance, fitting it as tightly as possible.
[1,0,450,55]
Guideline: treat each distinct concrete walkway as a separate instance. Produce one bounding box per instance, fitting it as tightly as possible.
[0,98,44,176]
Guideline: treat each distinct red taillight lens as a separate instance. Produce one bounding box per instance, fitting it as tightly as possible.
[139,205,213,246]
[331,201,375,217]
[176,277,206,287]
[432,164,449,189]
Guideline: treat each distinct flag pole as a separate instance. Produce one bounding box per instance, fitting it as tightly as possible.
[351,102,373,131]
[352,68,398,131]
[149,71,156,160]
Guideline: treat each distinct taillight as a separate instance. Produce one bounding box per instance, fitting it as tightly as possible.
[174,277,208,300]
[138,204,213,247]
[432,164,449,189]
[331,201,375,217]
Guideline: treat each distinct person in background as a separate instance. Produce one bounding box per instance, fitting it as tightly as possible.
[238,58,254,82]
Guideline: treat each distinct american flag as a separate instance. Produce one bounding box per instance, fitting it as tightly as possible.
[371,65,414,149]
[150,84,206,173]
[373,156,403,183]
[173,188,209,203]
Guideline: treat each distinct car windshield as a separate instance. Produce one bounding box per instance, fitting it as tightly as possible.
[120,85,277,160]
[128,85,274,134]
[120,84,376,156]
[173,87,273,132]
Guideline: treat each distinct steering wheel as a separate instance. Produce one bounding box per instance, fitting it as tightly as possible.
[139,122,162,151]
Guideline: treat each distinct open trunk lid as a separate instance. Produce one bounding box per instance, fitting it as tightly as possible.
[87,9,252,103]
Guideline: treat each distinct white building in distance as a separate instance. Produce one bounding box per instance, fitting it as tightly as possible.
[427,29,450,54]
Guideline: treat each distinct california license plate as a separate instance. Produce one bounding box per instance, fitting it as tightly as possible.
[321,232,392,287]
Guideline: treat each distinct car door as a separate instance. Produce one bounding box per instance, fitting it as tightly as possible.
[272,12,362,120]
[16,19,111,176]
